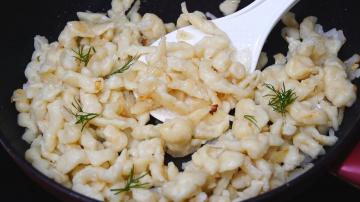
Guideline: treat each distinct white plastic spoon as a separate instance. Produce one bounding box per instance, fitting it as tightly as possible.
[148,0,299,122]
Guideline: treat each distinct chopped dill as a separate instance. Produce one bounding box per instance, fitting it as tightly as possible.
[72,45,96,66]
[106,55,139,78]
[243,114,259,129]
[65,98,99,131]
[264,82,297,116]
[111,165,150,194]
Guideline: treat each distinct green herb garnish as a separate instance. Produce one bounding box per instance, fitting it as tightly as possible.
[264,82,297,116]
[36,56,40,62]
[106,55,139,78]
[72,45,96,66]
[110,165,150,195]
[65,98,99,131]
[244,114,259,129]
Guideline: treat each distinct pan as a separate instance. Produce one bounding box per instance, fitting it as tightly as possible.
[0,0,359,201]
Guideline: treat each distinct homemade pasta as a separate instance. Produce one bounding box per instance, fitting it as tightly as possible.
[12,0,358,201]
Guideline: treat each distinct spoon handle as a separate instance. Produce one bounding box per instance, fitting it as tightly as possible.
[214,0,299,71]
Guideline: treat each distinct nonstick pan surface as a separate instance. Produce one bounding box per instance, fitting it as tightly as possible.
[0,0,359,201]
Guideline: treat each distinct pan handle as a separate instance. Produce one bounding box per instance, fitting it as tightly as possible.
[336,142,360,187]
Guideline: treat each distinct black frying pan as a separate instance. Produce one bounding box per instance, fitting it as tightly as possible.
[1,0,359,201]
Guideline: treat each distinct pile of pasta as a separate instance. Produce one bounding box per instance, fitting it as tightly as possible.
[12,0,357,201]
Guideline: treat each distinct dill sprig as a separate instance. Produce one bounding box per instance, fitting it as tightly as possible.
[264,82,297,116]
[243,114,259,129]
[65,98,99,131]
[72,45,96,66]
[106,55,139,78]
[111,165,150,195]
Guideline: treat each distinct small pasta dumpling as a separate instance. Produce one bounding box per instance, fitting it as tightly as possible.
[111,0,134,13]
[102,91,125,118]
[233,99,269,139]
[86,148,117,166]
[167,56,199,81]
[152,85,208,115]
[189,192,208,202]
[194,110,230,140]
[295,72,322,101]
[159,118,195,156]
[132,189,159,202]
[180,4,223,36]
[300,126,337,146]
[208,195,231,202]
[239,134,269,159]
[131,124,160,140]
[60,48,80,71]
[261,64,289,84]
[56,148,89,174]
[168,79,209,101]
[282,27,300,40]
[270,164,287,189]
[219,0,241,16]
[195,36,229,59]
[90,22,115,36]
[293,132,324,158]
[138,13,166,43]
[213,172,233,197]
[146,37,167,69]
[103,183,127,202]
[233,180,263,201]
[231,172,252,190]
[281,12,299,28]
[269,119,284,146]
[166,42,195,59]
[159,118,193,145]
[218,150,244,172]
[103,125,128,152]
[167,162,179,181]
[77,12,109,24]
[282,145,305,171]
[60,70,104,93]
[58,26,77,48]
[288,101,328,125]
[88,42,117,77]
[44,100,64,152]
[192,146,220,175]
[319,100,340,130]
[254,159,272,191]
[228,61,246,80]
[12,89,30,113]
[128,138,165,166]
[199,60,251,99]
[80,129,102,150]
[17,113,37,136]
[299,16,318,39]
[240,157,263,180]
[80,90,103,114]
[282,117,297,136]
[285,55,317,80]
[72,166,105,201]
[66,21,95,38]
[211,50,232,72]
[162,171,208,201]
[58,123,82,144]
[324,58,356,107]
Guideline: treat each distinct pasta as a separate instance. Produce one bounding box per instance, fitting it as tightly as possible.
[11,0,358,201]
[219,0,241,16]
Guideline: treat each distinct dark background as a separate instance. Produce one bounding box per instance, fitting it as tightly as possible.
[1,0,360,201]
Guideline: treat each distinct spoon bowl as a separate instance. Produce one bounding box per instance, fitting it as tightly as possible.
[147,0,299,122]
